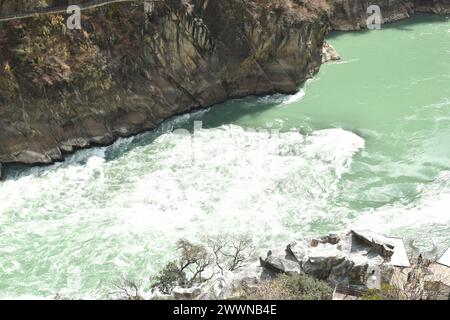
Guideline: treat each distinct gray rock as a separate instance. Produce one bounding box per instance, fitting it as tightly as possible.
[259,231,397,288]
[322,42,341,63]
[199,262,264,300]
[287,240,308,262]
[350,229,395,259]
[260,248,301,275]
[172,286,203,300]
[301,243,347,280]
[168,230,408,300]
[199,276,231,300]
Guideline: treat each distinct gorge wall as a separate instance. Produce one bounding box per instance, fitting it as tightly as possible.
[0,0,449,176]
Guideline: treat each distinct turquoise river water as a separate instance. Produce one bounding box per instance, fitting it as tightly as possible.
[0,14,449,298]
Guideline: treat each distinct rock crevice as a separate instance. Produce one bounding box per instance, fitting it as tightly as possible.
[0,0,449,177]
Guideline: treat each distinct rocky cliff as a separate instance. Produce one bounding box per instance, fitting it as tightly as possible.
[155,230,407,300]
[0,0,449,176]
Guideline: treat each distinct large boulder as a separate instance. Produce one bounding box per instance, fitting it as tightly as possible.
[349,230,395,259]
[259,247,301,275]
[166,230,403,300]
[301,243,349,280]
[260,230,397,287]
[172,286,203,300]
[198,262,265,300]
[322,42,341,63]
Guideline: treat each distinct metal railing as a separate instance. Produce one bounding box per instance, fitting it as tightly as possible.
[334,283,368,298]
[0,0,163,22]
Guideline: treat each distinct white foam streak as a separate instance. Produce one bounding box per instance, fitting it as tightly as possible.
[0,125,364,298]
[253,90,306,106]
[353,171,450,237]
[282,90,306,105]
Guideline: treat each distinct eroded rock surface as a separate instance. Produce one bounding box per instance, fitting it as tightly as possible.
[155,230,405,300]
[1,0,449,171]
[260,230,394,286]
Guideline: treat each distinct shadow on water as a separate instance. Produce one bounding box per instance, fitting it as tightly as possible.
[0,94,288,181]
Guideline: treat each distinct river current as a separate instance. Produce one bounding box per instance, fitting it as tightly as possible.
[0,14,449,298]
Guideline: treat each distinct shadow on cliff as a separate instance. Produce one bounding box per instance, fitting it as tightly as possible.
[4,14,448,181]
[0,94,288,181]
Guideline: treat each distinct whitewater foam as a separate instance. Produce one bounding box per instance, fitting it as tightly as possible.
[0,125,364,298]
[352,170,450,248]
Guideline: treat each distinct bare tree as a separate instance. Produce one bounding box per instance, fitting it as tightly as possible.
[176,239,215,285]
[151,239,216,293]
[208,234,255,274]
[209,237,227,275]
[112,278,144,300]
[224,235,255,272]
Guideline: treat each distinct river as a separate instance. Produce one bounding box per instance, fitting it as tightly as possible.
[0,14,449,299]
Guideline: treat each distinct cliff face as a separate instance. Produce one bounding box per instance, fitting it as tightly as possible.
[0,0,327,169]
[325,0,450,30]
[0,0,449,175]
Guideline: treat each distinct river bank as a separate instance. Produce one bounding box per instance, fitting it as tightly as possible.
[1,0,450,175]
[0,2,449,299]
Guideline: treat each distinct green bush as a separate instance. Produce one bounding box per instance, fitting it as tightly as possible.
[361,284,398,300]
[151,239,214,294]
[242,274,333,300]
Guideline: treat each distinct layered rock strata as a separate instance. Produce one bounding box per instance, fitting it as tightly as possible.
[0,0,449,176]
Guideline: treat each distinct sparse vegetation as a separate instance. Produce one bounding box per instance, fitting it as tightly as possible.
[112,279,145,300]
[239,274,333,300]
[361,259,450,300]
[209,235,255,275]
[151,239,215,294]
[151,235,255,294]
[361,284,398,300]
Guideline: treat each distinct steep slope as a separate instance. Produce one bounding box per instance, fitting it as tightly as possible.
[0,0,449,176]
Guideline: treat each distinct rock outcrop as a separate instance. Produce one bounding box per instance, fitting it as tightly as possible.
[0,0,449,173]
[157,230,404,300]
[260,230,395,286]
[321,42,340,63]
[0,0,327,168]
